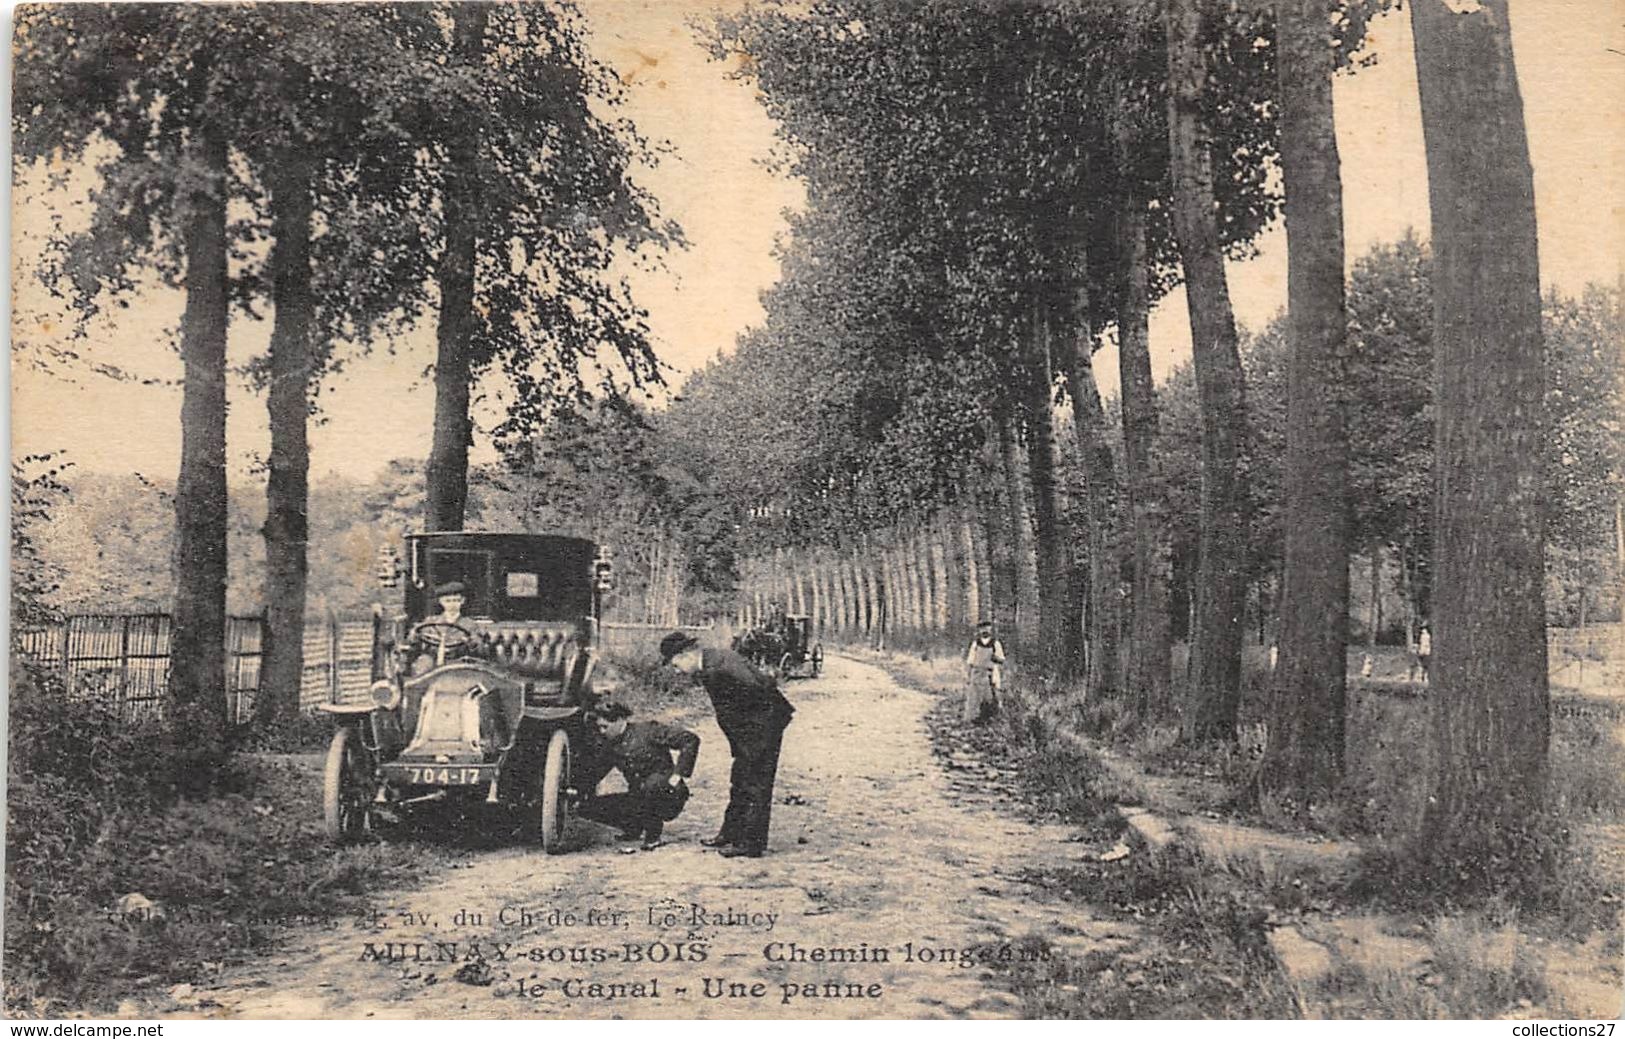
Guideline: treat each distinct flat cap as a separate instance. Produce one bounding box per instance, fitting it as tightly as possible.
[659,630,700,662]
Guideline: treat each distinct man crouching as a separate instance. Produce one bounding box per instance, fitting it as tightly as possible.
[579,701,699,852]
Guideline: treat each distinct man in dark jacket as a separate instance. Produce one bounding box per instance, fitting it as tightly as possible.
[659,631,794,858]
[579,701,699,851]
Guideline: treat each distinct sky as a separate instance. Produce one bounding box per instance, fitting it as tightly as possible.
[9,0,1624,485]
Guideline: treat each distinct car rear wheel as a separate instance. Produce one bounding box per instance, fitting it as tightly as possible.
[540,729,572,855]
[323,727,373,844]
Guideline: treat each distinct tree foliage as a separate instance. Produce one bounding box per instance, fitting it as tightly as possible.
[692,0,1282,563]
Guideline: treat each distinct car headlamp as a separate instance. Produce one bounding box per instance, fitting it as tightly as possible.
[371,679,401,710]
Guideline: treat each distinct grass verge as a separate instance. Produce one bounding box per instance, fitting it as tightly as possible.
[1002,845,1297,1018]
[5,661,455,1018]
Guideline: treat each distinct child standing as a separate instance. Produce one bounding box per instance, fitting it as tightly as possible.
[964,620,1006,723]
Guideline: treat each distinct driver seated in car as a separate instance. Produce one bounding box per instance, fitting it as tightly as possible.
[407,580,482,674]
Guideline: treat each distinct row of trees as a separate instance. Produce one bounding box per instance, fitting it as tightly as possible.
[676,0,1615,865]
[15,4,677,759]
[724,255,1623,658]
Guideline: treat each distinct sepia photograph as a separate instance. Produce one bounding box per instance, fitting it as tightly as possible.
[6,0,1624,1022]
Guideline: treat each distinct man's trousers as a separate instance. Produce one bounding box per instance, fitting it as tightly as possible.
[716,721,788,852]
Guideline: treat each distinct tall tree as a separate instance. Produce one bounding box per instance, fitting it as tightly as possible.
[1114,165,1172,713]
[237,8,446,727]
[1164,0,1253,742]
[418,3,677,533]
[13,7,262,765]
[1026,304,1077,671]
[169,57,233,754]
[1056,289,1121,696]
[1259,0,1352,801]
[1099,50,1176,715]
[258,145,315,729]
[1410,0,1549,864]
[425,3,490,533]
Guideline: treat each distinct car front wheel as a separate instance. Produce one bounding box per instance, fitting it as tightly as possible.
[323,727,373,844]
[540,729,572,855]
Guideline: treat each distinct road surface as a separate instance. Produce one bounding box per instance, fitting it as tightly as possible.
[165,654,1127,1019]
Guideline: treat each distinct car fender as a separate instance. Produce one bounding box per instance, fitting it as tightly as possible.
[315,703,378,717]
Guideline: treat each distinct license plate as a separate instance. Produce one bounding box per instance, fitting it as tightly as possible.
[402,766,486,785]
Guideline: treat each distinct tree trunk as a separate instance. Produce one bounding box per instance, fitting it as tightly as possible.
[1368,549,1381,648]
[834,555,848,634]
[1025,306,1075,675]
[1411,0,1549,859]
[876,545,892,642]
[258,149,316,730]
[859,549,872,637]
[960,509,983,631]
[898,535,917,638]
[894,534,912,638]
[1114,177,1173,718]
[1062,327,1121,698]
[996,404,1042,652]
[1400,537,1417,650]
[779,549,793,615]
[837,551,852,635]
[833,551,848,635]
[931,522,951,635]
[1259,0,1351,801]
[913,530,931,635]
[875,544,891,648]
[976,445,1017,638]
[170,105,231,761]
[425,4,489,533]
[1166,0,1250,742]
[812,555,826,635]
[916,530,932,636]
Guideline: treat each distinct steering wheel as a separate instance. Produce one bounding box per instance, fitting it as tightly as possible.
[410,621,476,665]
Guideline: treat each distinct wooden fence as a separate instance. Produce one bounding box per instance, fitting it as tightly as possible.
[15,612,711,721]
[15,612,383,722]
[300,615,382,712]
[16,614,265,722]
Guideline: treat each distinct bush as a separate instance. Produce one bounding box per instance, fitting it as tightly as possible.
[7,660,176,1007]
[233,710,335,754]
[5,659,451,1016]
[1548,698,1625,819]
[7,661,172,886]
[593,655,701,719]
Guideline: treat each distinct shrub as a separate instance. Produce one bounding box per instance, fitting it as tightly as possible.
[1548,698,1625,820]
[5,659,450,1015]
[233,710,335,754]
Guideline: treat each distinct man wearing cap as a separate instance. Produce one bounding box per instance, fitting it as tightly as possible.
[430,581,470,620]
[409,581,478,671]
[579,700,700,852]
[659,631,794,858]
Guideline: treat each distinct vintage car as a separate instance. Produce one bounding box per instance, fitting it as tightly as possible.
[732,623,785,673]
[319,532,609,853]
[778,614,824,679]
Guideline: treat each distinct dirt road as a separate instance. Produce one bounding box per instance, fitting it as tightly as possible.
[169,654,1127,1019]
